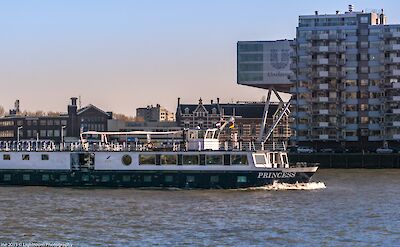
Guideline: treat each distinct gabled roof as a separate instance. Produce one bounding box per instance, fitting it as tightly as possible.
[78,104,110,116]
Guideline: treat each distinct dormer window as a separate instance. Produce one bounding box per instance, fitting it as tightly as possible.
[212,108,217,114]
[184,108,190,114]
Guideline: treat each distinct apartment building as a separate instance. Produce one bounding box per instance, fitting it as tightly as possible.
[290,5,400,150]
[136,104,175,122]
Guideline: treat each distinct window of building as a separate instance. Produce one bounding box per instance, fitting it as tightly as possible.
[3,154,10,160]
[139,154,156,165]
[23,174,30,181]
[122,175,131,182]
[101,175,110,182]
[186,176,195,183]
[210,175,219,183]
[59,175,68,182]
[160,155,177,165]
[164,175,173,183]
[182,155,199,165]
[237,176,247,183]
[42,174,50,181]
[3,174,11,181]
[143,175,152,182]
[231,155,248,165]
[206,155,223,165]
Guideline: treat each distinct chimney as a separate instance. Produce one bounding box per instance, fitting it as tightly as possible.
[217,98,220,104]
[380,9,385,25]
[211,99,214,104]
[315,11,318,15]
[177,97,181,106]
[70,97,77,106]
[14,100,20,113]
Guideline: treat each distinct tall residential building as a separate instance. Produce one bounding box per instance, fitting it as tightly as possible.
[136,104,175,122]
[290,5,400,150]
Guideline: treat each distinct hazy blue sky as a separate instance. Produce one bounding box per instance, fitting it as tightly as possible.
[0,0,399,115]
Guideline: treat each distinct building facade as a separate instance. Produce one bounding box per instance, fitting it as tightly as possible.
[136,104,175,122]
[176,98,291,144]
[290,6,400,150]
[0,98,112,143]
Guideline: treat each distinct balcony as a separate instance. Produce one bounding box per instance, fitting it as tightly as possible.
[385,44,400,51]
[393,134,400,140]
[345,111,359,117]
[368,136,382,141]
[385,57,400,64]
[393,121,400,127]
[328,33,346,40]
[368,123,381,130]
[345,136,359,141]
[309,33,329,40]
[311,46,329,53]
[345,124,358,130]
[344,86,359,92]
[368,111,382,118]
[384,32,400,39]
[385,70,400,77]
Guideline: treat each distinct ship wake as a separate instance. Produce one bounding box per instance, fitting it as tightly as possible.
[241,181,326,191]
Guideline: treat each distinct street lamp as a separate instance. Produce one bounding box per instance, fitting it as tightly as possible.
[61,125,67,144]
[17,126,23,150]
[17,126,23,143]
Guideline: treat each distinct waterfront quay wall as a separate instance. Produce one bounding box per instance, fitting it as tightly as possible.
[289,153,400,168]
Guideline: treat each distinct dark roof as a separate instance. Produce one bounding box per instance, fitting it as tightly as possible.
[78,104,110,116]
[178,104,221,114]
[178,102,280,118]
[220,103,278,118]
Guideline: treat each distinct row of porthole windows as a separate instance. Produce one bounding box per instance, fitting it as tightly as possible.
[122,154,249,166]
[2,174,68,182]
[1,174,248,184]
[2,154,49,161]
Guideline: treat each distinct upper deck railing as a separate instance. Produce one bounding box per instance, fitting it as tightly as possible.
[0,140,287,153]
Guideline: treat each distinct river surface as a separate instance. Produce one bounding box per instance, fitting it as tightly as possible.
[0,169,399,247]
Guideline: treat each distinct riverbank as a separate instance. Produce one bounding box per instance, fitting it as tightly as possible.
[289,153,400,168]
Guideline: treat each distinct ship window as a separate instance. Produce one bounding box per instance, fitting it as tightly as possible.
[282,154,288,165]
[237,176,247,183]
[139,154,156,165]
[210,175,219,183]
[144,175,152,182]
[22,154,30,161]
[253,154,266,165]
[122,175,131,182]
[186,176,195,183]
[101,175,110,182]
[23,174,30,181]
[59,175,68,182]
[206,155,223,165]
[160,155,177,165]
[182,155,199,165]
[3,154,10,160]
[3,174,11,181]
[231,155,248,165]
[164,175,173,182]
[42,174,50,181]
[41,154,49,160]
[82,175,89,182]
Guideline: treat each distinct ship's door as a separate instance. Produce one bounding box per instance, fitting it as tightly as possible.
[70,153,95,171]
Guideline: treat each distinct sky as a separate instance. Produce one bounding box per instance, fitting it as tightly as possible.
[0,0,399,115]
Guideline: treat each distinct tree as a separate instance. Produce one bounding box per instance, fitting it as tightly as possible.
[0,105,5,117]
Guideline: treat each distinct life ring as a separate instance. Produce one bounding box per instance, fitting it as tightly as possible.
[121,154,132,166]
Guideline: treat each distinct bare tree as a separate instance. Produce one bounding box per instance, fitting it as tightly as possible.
[0,105,5,117]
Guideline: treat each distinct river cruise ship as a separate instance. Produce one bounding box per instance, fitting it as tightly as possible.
[0,125,318,189]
